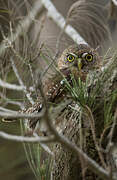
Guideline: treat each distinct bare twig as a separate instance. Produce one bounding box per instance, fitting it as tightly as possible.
[0,1,44,55]
[0,111,44,119]
[112,0,117,6]
[0,107,18,113]
[10,58,34,105]
[0,131,55,143]
[107,109,117,151]
[0,92,24,109]
[40,0,88,45]
[0,78,25,91]
[85,105,107,169]
[33,133,54,155]
[0,78,34,92]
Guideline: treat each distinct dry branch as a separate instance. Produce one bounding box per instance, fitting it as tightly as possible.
[41,0,88,45]
[0,1,44,55]
[0,78,25,91]
[112,0,117,6]
[0,130,54,143]
[0,111,44,119]
[10,58,34,105]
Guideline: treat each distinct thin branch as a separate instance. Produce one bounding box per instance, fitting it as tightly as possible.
[0,92,24,109]
[0,111,44,119]
[40,0,88,45]
[112,0,117,6]
[10,58,34,105]
[33,133,54,155]
[0,107,18,113]
[10,58,26,88]
[107,108,117,151]
[0,78,25,91]
[0,131,55,143]
[0,78,34,92]
[85,105,107,169]
[0,1,44,55]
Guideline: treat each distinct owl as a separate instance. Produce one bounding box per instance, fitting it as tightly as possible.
[25,44,100,132]
[57,44,100,72]
[24,44,101,179]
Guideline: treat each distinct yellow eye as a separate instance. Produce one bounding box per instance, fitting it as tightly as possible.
[67,54,75,62]
[85,54,93,61]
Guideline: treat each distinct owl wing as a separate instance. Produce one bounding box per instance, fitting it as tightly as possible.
[27,68,71,130]
[43,68,71,102]
[26,67,87,130]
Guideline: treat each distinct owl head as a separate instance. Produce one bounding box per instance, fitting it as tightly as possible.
[57,44,101,73]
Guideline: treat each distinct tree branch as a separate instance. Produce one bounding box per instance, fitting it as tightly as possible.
[112,0,117,6]
[0,130,55,144]
[40,0,88,45]
[0,78,25,91]
[10,58,34,105]
[0,111,44,120]
[0,1,44,55]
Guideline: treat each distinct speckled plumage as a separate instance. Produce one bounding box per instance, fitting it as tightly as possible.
[25,44,100,132]
[24,44,101,179]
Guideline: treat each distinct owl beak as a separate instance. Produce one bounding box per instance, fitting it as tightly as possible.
[77,58,82,71]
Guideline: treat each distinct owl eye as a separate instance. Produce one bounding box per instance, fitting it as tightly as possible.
[67,54,75,62]
[85,54,93,61]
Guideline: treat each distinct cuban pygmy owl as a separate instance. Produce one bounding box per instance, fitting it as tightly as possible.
[25,44,100,132]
